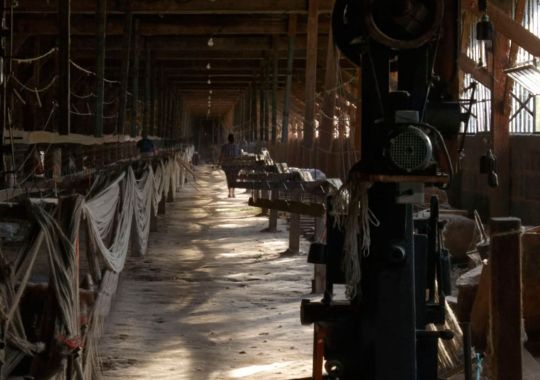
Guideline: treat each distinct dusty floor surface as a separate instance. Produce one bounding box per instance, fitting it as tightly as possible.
[100,165,316,380]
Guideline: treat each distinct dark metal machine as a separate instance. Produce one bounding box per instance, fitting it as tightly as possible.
[300,1,463,379]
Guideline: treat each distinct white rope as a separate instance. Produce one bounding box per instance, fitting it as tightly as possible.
[13,47,58,64]
[70,60,121,84]
[10,74,58,93]
[333,180,378,299]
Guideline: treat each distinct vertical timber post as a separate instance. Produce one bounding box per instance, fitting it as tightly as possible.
[319,27,338,175]
[271,38,278,144]
[282,15,297,144]
[150,64,156,136]
[489,217,523,380]
[117,11,132,135]
[251,83,257,142]
[144,41,151,137]
[489,3,512,217]
[304,0,319,166]
[94,0,107,138]
[265,187,278,233]
[287,192,301,255]
[259,80,265,141]
[263,61,270,142]
[58,0,71,136]
[130,19,140,138]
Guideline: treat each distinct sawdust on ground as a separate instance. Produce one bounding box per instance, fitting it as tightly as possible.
[99,165,316,380]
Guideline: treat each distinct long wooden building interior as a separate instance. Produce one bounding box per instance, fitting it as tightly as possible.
[1,0,540,379]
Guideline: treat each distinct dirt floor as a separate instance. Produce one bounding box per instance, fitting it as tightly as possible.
[99,165,316,380]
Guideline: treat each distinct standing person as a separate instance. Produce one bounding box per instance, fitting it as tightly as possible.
[136,134,156,157]
[220,133,241,198]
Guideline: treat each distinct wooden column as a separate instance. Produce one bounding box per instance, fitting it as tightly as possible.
[244,92,250,142]
[94,0,107,138]
[489,217,523,380]
[319,27,339,174]
[58,0,71,135]
[130,19,140,138]
[262,190,279,233]
[287,193,301,254]
[158,194,166,215]
[263,61,270,142]
[271,38,279,144]
[282,15,297,144]
[250,83,257,142]
[303,0,319,155]
[50,148,62,181]
[158,66,165,138]
[259,83,265,141]
[117,12,132,135]
[489,2,512,217]
[150,67,156,136]
[143,41,151,136]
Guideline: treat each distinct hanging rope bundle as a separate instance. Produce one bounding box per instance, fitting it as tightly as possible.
[333,179,379,299]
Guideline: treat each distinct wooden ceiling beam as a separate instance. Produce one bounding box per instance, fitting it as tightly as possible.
[15,0,335,14]
[15,15,330,36]
[68,35,326,51]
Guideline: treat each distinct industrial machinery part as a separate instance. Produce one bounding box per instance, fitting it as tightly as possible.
[301,0,462,379]
[385,125,433,173]
[332,0,444,65]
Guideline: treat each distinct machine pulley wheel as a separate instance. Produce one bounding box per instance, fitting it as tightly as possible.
[333,0,444,65]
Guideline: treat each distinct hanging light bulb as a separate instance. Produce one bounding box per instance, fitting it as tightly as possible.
[206,63,211,70]
[207,78,212,85]
[207,37,214,47]
[209,89,213,94]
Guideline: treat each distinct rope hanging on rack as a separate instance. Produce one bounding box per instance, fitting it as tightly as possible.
[12,47,58,64]
[70,60,121,85]
[333,179,379,299]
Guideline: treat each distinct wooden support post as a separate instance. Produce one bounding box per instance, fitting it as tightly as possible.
[489,2,512,217]
[158,194,166,215]
[259,189,269,216]
[489,217,523,380]
[259,82,264,141]
[167,171,175,202]
[117,12,132,135]
[244,92,250,142]
[313,264,326,294]
[287,193,301,254]
[94,0,107,138]
[150,65,156,136]
[158,66,165,138]
[51,148,62,181]
[263,62,270,142]
[271,38,279,144]
[130,19,140,138]
[313,211,326,293]
[319,26,338,174]
[303,0,319,159]
[282,15,297,144]
[262,190,279,232]
[253,84,258,142]
[58,0,71,135]
[143,41,151,137]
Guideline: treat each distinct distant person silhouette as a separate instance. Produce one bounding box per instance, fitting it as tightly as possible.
[220,133,241,198]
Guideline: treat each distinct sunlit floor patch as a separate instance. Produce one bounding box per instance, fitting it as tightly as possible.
[227,361,297,378]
